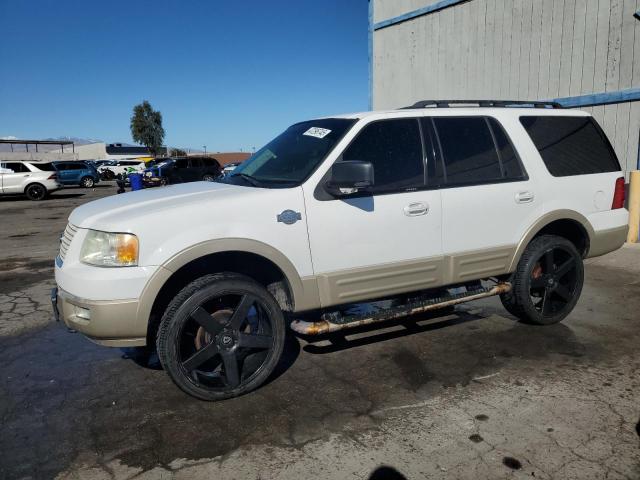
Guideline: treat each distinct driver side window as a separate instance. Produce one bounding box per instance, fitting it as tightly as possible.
[342,119,425,194]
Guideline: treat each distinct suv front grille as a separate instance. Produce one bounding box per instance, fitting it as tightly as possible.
[59,223,78,261]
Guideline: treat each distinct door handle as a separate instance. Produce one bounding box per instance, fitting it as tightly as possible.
[404,202,429,216]
[515,191,534,204]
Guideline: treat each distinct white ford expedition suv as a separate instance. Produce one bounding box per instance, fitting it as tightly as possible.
[52,100,629,400]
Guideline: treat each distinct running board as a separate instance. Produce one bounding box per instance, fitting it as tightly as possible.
[290,282,512,336]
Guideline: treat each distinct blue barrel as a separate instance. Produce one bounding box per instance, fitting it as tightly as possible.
[129,173,143,191]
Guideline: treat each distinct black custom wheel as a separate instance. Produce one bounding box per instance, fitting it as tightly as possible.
[25,183,46,201]
[80,176,95,188]
[157,273,285,401]
[202,174,215,182]
[501,235,584,325]
[159,177,168,186]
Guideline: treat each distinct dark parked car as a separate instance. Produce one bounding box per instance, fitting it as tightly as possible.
[51,161,100,188]
[143,156,221,186]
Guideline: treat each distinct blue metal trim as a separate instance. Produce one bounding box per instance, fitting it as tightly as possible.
[553,87,640,108]
[368,0,373,110]
[373,0,471,31]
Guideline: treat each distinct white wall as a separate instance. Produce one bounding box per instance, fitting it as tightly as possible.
[372,0,640,176]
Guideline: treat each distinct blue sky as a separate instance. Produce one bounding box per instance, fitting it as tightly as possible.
[0,0,368,152]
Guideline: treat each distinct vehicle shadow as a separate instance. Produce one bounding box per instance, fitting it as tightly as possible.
[299,308,484,355]
[0,193,86,202]
[368,466,408,480]
[119,329,302,387]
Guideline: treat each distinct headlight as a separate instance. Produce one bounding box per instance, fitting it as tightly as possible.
[80,230,139,267]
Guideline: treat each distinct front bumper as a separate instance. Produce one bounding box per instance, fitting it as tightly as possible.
[52,286,146,347]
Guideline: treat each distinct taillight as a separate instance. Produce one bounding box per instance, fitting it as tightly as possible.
[612,176,625,209]
[48,173,57,180]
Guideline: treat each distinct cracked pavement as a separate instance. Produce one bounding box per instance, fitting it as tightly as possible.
[1,187,639,479]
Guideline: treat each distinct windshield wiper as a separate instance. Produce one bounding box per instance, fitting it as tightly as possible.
[231,172,261,187]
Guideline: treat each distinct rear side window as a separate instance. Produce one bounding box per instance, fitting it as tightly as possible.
[433,117,524,186]
[35,163,57,171]
[520,116,621,176]
[342,118,424,193]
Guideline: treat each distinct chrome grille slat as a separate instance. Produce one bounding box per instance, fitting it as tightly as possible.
[59,223,78,261]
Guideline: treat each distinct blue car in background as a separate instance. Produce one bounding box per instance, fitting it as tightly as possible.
[52,161,100,188]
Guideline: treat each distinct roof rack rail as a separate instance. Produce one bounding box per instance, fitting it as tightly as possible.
[402,99,563,109]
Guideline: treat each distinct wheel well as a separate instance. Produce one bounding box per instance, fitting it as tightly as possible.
[534,219,590,256]
[146,251,293,344]
[24,182,45,193]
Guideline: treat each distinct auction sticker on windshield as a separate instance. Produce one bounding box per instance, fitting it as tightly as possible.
[303,127,331,139]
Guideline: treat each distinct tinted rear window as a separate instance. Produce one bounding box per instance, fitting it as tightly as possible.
[520,116,620,176]
[34,163,57,171]
[433,117,525,186]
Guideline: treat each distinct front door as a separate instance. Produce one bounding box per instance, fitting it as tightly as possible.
[303,117,443,308]
[0,162,31,193]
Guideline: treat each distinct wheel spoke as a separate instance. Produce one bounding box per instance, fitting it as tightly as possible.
[227,294,255,330]
[221,351,240,387]
[182,343,219,372]
[541,288,552,315]
[554,284,572,302]
[543,251,554,273]
[191,307,224,335]
[555,259,575,279]
[238,332,272,349]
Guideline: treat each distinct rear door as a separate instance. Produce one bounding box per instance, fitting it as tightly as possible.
[432,115,542,282]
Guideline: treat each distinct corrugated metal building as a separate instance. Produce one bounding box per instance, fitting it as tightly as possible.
[370,0,640,177]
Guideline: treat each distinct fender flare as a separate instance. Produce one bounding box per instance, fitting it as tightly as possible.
[135,239,320,332]
[508,209,594,271]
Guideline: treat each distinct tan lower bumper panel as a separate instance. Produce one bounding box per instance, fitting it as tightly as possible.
[290,282,512,336]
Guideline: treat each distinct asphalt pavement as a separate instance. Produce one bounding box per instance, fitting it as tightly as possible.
[0,184,639,479]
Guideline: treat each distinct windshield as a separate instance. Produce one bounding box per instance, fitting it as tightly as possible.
[223,118,356,188]
[154,159,174,168]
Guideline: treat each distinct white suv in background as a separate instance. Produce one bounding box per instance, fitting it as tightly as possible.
[0,161,62,200]
[97,159,146,179]
[52,100,629,401]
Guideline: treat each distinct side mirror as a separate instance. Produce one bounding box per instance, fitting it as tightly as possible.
[325,160,374,196]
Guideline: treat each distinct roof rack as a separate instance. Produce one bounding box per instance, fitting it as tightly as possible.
[402,99,563,109]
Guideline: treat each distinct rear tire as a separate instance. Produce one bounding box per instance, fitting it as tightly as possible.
[157,273,286,401]
[202,174,215,182]
[500,235,584,325]
[25,183,47,201]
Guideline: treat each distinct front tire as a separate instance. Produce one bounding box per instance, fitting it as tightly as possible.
[80,176,95,188]
[500,235,584,325]
[157,273,286,401]
[202,174,215,182]
[25,183,47,201]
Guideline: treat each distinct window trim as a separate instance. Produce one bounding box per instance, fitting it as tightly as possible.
[431,115,529,189]
[314,117,429,201]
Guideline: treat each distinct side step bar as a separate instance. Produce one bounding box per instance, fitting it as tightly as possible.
[290,282,512,336]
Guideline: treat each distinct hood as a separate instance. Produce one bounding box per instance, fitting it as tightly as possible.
[69,182,251,231]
